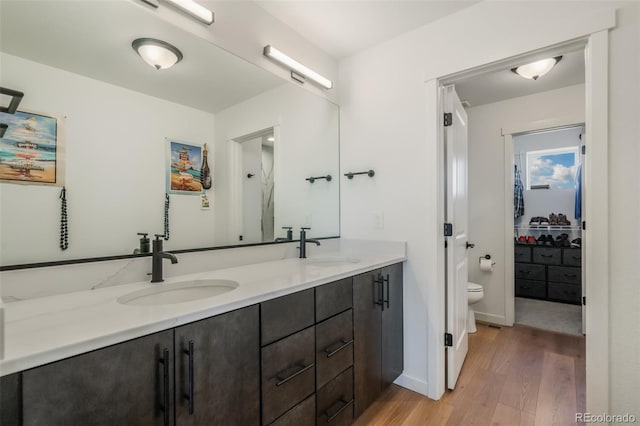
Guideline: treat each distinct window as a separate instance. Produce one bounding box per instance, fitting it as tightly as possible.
[525,147,579,190]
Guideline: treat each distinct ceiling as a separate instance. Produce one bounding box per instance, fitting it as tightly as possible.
[0,1,283,114]
[254,1,479,59]
[453,49,585,107]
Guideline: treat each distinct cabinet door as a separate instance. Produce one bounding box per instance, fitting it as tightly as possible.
[381,263,403,388]
[353,269,382,418]
[18,330,174,426]
[175,305,260,426]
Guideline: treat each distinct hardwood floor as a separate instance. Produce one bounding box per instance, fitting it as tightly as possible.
[354,324,585,426]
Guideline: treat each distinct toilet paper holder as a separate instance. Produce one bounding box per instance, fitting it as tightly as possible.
[479,254,496,265]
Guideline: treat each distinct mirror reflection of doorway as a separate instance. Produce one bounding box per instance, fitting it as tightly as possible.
[233,128,275,243]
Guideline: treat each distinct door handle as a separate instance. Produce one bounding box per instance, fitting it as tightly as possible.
[466,242,475,249]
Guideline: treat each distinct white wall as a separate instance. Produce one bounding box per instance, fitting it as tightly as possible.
[0,54,215,265]
[607,2,640,415]
[214,83,340,244]
[338,0,635,406]
[466,86,584,325]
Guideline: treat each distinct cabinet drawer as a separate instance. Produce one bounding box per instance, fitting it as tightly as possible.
[316,277,353,322]
[270,394,315,426]
[515,263,545,281]
[515,279,546,299]
[514,245,532,263]
[548,266,581,285]
[316,310,354,389]
[261,288,315,345]
[317,367,354,426]
[532,247,562,265]
[562,248,582,267]
[548,282,582,304]
[262,327,315,425]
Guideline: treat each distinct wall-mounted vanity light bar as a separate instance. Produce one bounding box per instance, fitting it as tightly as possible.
[140,0,214,25]
[263,45,333,90]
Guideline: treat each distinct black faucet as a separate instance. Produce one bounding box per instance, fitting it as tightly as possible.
[151,234,178,283]
[298,227,320,259]
[275,226,293,242]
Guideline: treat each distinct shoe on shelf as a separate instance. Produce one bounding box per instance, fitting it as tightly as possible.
[529,217,540,225]
[527,236,536,244]
[545,234,555,245]
[549,213,558,225]
[558,214,571,226]
[536,235,546,244]
[518,235,526,244]
[539,216,550,225]
[571,237,582,248]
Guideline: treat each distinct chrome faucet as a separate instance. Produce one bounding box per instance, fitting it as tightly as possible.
[298,227,320,258]
[151,234,178,283]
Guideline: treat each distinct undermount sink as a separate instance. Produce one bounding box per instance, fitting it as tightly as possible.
[118,279,239,306]
[302,256,361,267]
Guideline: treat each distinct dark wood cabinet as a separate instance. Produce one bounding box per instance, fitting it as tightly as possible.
[1,329,174,426]
[353,263,404,418]
[175,306,260,426]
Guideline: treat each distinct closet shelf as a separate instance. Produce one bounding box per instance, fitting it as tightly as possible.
[514,225,581,231]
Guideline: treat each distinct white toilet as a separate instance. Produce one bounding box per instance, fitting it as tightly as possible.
[467,282,484,333]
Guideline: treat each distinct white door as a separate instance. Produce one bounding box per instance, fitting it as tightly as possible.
[444,84,470,390]
[242,137,262,243]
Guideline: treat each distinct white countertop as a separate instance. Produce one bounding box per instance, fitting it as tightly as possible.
[0,242,405,376]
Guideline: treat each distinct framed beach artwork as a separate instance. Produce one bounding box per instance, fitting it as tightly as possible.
[166,139,203,195]
[0,110,65,186]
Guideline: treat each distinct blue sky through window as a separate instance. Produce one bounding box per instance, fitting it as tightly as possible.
[527,149,577,189]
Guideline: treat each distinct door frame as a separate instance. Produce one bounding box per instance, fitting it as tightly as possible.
[434,31,610,413]
[502,120,585,328]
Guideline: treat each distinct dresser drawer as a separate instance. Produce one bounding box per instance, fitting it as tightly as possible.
[316,310,353,389]
[532,247,562,265]
[514,245,532,263]
[316,367,354,426]
[515,279,546,299]
[270,394,315,426]
[548,282,582,304]
[316,277,353,323]
[515,263,545,281]
[261,288,315,345]
[548,266,581,285]
[562,248,582,267]
[262,327,315,425]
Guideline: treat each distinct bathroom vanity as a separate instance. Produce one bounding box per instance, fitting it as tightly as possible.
[0,243,405,425]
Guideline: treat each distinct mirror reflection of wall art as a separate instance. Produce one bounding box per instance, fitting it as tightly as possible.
[0,110,64,185]
[166,139,203,195]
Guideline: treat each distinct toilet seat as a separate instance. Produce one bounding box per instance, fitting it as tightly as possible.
[468,282,483,292]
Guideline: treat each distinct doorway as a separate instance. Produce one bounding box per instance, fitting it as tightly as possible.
[439,34,608,403]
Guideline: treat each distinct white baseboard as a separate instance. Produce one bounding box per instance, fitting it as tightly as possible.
[393,373,430,397]
[474,311,509,326]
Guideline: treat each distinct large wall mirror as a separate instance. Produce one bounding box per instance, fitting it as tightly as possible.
[0,0,339,267]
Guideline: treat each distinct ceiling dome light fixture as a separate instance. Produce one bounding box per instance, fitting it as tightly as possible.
[511,56,563,80]
[132,38,183,70]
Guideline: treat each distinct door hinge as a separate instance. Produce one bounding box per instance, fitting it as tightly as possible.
[582,221,586,230]
[444,113,452,127]
[444,223,453,237]
[445,333,453,347]
[582,296,586,305]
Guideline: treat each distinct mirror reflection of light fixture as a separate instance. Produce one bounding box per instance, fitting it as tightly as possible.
[164,0,214,25]
[132,38,183,70]
[263,45,333,90]
[511,56,563,80]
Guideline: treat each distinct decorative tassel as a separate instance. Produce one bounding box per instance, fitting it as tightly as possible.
[164,193,170,240]
[60,186,68,250]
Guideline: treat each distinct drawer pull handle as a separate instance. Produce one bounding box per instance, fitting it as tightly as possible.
[184,341,194,415]
[521,285,531,290]
[572,256,580,260]
[325,398,354,423]
[325,339,354,358]
[275,362,314,387]
[565,291,577,296]
[159,348,170,426]
[564,274,577,279]
[541,254,553,258]
[519,270,530,274]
